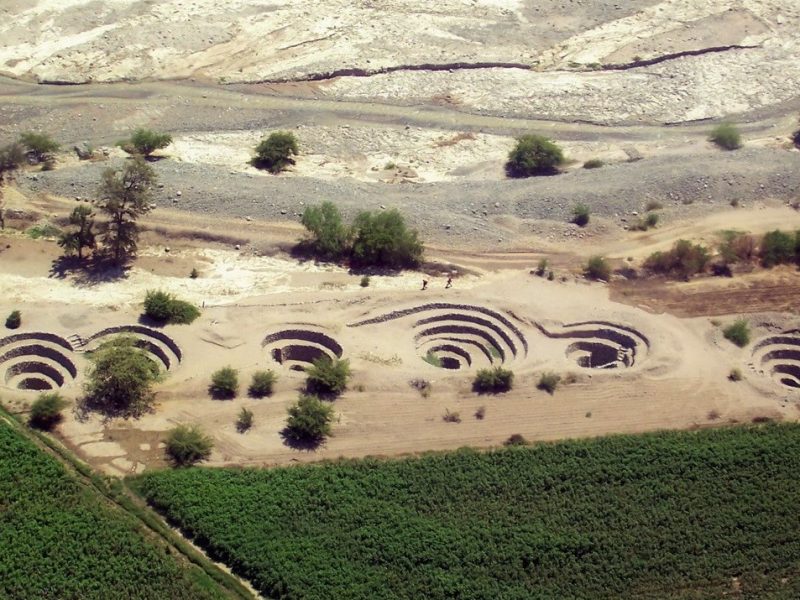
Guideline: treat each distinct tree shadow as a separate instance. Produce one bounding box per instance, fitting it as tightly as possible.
[279,427,325,451]
[49,254,130,286]
[208,385,236,401]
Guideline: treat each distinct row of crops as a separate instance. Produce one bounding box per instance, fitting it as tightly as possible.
[132,424,800,600]
[0,418,228,600]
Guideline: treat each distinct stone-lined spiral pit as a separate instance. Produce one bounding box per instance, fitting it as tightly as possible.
[537,321,649,369]
[349,303,527,371]
[263,329,343,370]
[752,334,800,390]
[85,325,182,371]
[0,333,78,391]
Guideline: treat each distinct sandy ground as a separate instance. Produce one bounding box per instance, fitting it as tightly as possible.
[1,190,798,476]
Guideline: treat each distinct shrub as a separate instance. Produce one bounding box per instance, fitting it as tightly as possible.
[718,231,756,265]
[189,267,199,279]
[28,392,68,430]
[82,336,160,419]
[350,209,423,269]
[631,213,659,231]
[143,290,200,324]
[19,132,59,163]
[165,424,213,466]
[0,142,25,173]
[410,378,431,398]
[236,408,254,433]
[723,319,750,348]
[473,367,514,393]
[121,129,172,157]
[792,127,800,149]
[535,258,548,276]
[504,433,529,446]
[475,406,486,420]
[253,131,299,173]
[645,200,663,211]
[360,275,370,287]
[210,367,239,399]
[248,370,276,398]
[709,123,741,150]
[585,256,611,281]
[572,204,590,227]
[760,230,795,268]
[729,368,743,382]
[506,134,564,177]
[306,357,351,397]
[284,394,334,444]
[583,159,604,169]
[643,240,709,279]
[5,310,21,329]
[537,372,561,395]
[300,201,350,260]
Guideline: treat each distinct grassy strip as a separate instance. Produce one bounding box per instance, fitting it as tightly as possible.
[132,424,800,600]
[0,403,255,600]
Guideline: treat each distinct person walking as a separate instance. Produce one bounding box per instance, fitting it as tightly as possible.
[445,276,453,289]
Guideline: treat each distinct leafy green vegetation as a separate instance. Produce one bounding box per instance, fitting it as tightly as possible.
[572,203,590,227]
[585,255,611,281]
[121,128,173,157]
[582,158,604,169]
[506,134,564,177]
[236,408,254,433]
[81,336,161,419]
[643,239,710,279]
[472,366,514,393]
[58,205,96,259]
[0,418,225,599]
[210,367,239,399]
[132,425,800,600]
[709,122,742,150]
[305,357,351,397]
[253,131,299,173]
[723,318,751,348]
[248,370,277,398]
[26,222,62,239]
[28,392,68,431]
[760,229,799,268]
[19,131,59,163]
[165,424,214,467]
[537,371,561,394]
[283,393,333,445]
[300,201,350,260]
[143,290,201,324]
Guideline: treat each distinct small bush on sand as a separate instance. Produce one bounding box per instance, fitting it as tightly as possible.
[643,240,709,279]
[506,134,564,177]
[535,258,548,276]
[729,368,743,382]
[210,367,239,399]
[165,424,213,467]
[723,319,750,348]
[718,231,756,265]
[475,406,486,420]
[504,433,529,446]
[473,366,514,393]
[709,123,742,150]
[29,393,68,431]
[5,310,21,329]
[306,357,351,397]
[759,230,796,268]
[143,290,200,324]
[360,275,370,287]
[236,407,254,433]
[537,372,561,395]
[284,394,334,445]
[253,131,299,173]
[585,256,611,281]
[442,409,461,423]
[572,204,590,227]
[249,370,277,398]
[583,159,604,169]
[645,200,663,211]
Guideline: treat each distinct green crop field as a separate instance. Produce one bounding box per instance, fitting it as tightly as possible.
[0,417,229,600]
[132,424,800,600]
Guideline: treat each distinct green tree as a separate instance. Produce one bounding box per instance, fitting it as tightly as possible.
[350,209,423,269]
[58,205,96,259]
[253,131,299,174]
[300,201,350,259]
[165,424,213,466]
[306,357,351,397]
[506,134,564,177]
[210,366,239,399]
[98,156,156,265]
[760,230,795,267]
[236,407,254,433]
[143,290,200,324]
[284,394,334,445]
[122,128,173,157]
[249,370,277,398]
[82,336,161,419]
[723,319,750,348]
[709,123,741,150]
[19,132,59,163]
[29,392,69,430]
